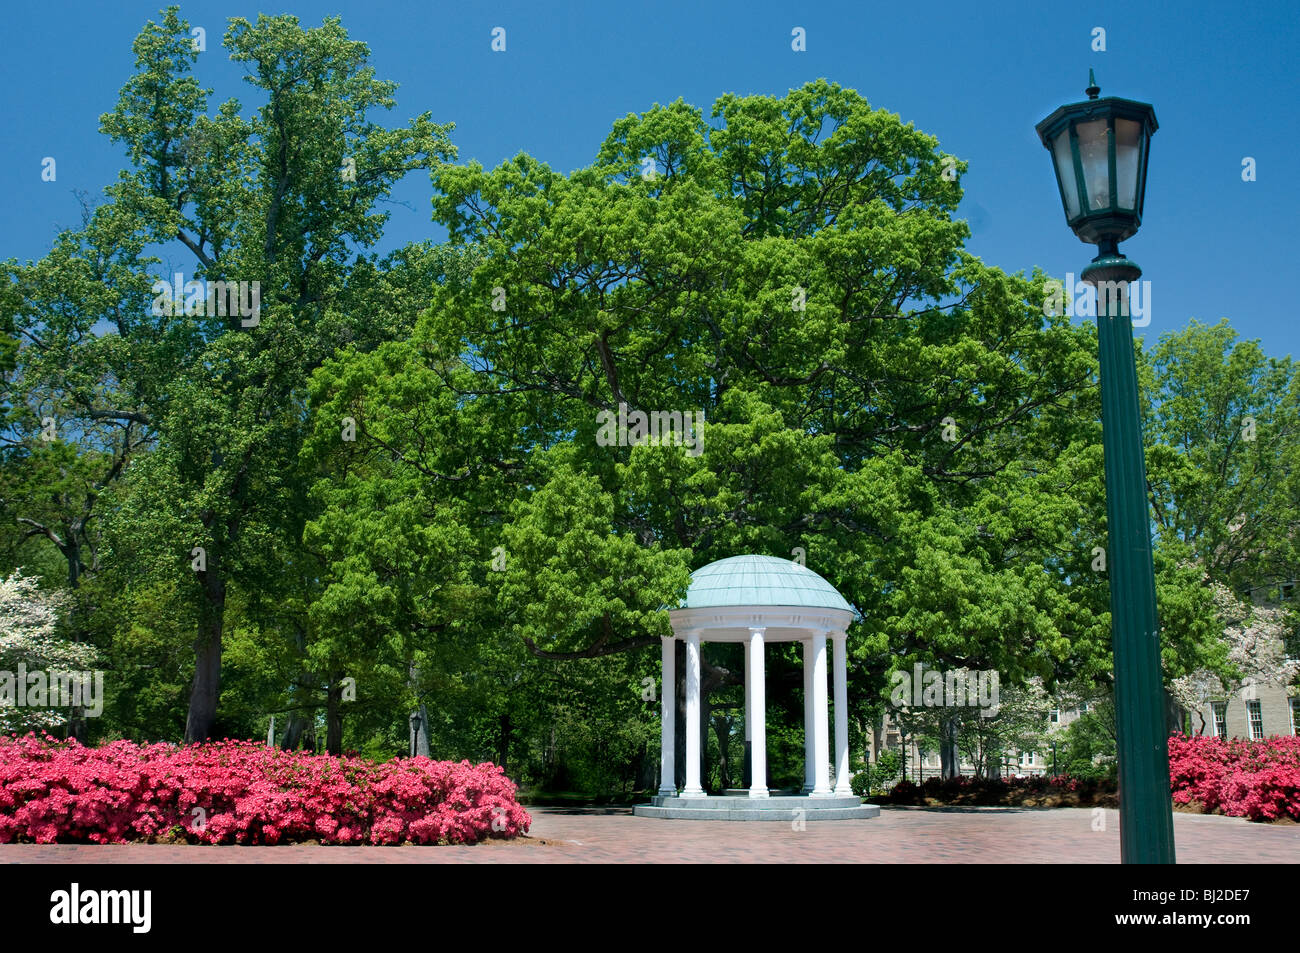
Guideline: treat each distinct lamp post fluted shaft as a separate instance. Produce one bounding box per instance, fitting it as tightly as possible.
[1084,252,1176,864]
[1038,75,1174,864]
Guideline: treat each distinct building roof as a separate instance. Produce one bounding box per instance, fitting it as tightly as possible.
[679,554,855,612]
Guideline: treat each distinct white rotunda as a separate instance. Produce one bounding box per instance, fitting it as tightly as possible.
[634,555,879,821]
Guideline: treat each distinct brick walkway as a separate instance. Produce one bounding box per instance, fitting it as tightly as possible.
[1,806,1296,863]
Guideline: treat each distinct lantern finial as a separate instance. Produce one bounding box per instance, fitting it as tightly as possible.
[1086,70,1100,100]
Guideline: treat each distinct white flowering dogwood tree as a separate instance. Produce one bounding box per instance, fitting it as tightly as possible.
[1170,582,1299,734]
[0,572,97,733]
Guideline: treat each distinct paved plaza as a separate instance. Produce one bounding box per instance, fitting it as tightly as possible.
[1,806,1296,863]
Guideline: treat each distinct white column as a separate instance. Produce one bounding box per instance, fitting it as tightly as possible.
[802,638,814,793]
[682,629,705,797]
[811,630,832,796]
[833,632,853,796]
[658,637,676,796]
[743,639,751,788]
[747,627,769,797]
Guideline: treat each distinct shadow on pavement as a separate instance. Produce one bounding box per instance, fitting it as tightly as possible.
[528,806,637,816]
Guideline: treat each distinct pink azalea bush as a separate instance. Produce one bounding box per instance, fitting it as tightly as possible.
[1167,732,1300,822]
[880,735,1300,821]
[0,734,531,845]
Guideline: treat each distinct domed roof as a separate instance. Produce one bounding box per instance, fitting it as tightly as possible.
[679,555,854,612]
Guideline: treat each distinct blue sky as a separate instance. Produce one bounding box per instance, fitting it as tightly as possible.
[2,0,1297,358]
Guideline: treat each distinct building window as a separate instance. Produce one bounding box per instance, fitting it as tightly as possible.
[1078,701,1090,714]
[1282,581,1295,601]
[886,733,900,749]
[1290,698,1299,737]
[1050,709,1060,724]
[1212,702,1228,740]
[1246,700,1264,740]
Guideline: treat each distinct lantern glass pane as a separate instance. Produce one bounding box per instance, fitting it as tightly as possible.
[1115,118,1142,210]
[1051,131,1080,218]
[1076,119,1112,210]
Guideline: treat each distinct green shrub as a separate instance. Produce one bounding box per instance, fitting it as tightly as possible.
[852,749,904,797]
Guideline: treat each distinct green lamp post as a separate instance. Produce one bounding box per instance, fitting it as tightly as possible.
[1036,72,1175,864]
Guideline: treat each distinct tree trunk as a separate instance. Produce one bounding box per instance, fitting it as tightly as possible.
[497,712,512,771]
[940,715,960,779]
[325,675,343,755]
[546,724,557,787]
[635,741,656,791]
[61,532,88,742]
[184,566,226,743]
[1164,689,1185,736]
[281,713,307,750]
[712,715,731,790]
[280,626,313,751]
[700,692,712,793]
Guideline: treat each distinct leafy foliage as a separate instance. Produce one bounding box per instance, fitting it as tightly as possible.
[0,10,1292,799]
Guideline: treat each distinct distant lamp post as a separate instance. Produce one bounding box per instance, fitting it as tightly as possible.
[1037,72,1174,864]
[409,711,422,758]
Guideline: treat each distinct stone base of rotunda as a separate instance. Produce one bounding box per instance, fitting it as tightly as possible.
[632,794,879,821]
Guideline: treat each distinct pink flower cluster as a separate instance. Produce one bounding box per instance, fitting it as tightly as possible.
[0,734,531,845]
[1168,733,1300,822]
